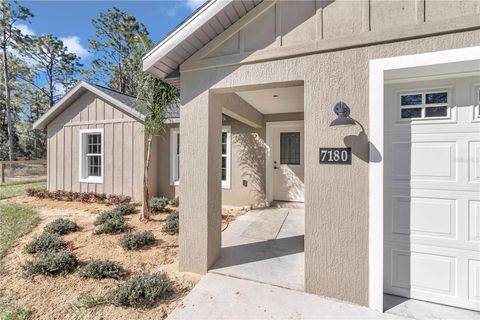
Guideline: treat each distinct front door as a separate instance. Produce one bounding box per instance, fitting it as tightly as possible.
[271,123,304,202]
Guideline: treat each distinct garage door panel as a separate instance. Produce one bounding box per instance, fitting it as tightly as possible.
[470,141,480,183]
[411,142,456,181]
[469,201,480,243]
[469,260,480,303]
[411,252,457,296]
[410,198,456,239]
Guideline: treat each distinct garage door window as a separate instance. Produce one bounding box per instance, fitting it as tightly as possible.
[400,91,449,120]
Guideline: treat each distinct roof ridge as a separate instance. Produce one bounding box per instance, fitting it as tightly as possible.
[91,83,139,100]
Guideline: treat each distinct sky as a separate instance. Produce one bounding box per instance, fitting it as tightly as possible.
[16,0,206,69]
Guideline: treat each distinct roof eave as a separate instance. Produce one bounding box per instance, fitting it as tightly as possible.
[142,0,232,78]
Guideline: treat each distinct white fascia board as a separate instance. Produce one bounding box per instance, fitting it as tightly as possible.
[142,0,233,75]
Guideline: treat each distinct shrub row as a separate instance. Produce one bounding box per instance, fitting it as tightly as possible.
[26,189,131,205]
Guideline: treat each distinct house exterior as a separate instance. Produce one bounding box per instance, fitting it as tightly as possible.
[33,81,277,207]
[142,0,480,313]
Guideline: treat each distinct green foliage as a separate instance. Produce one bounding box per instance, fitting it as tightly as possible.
[17,34,83,107]
[78,260,125,280]
[93,217,128,235]
[107,272,172,307]
[23,250,78,276]
[94,210,124,226]
[76,292,107,309]
[44,218,78,235]
[89,7,148,96]
[149,197,167,213]
[112,203,136,216]
[162,212,179,235]
[120,231,155,251]
[0,300,32,320]
[24,232,67,254]
[168,197,179,207]
[0,203,38,258]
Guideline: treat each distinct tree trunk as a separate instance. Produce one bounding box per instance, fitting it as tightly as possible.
[141,134,153,221]
[2,43,14,161]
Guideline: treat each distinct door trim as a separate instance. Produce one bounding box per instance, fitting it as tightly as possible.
[369,46,480,312]
[265,120,304,205]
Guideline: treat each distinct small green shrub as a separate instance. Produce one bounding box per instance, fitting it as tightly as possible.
[44,218,78,235]
[149,197,168,213]
[168,197,179,207]
[107,272,172,307]
[120,231,155,251]
[112,203,136,216]
[24,233,67,254]
[94,210,124,226]
[0,301,32,320]
[162,212,179,235]
[23,251,78,276]
[76,292,107,309]
[93,218,128,235]
[78,260,125,280]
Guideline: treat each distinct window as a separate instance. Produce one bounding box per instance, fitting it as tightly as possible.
[79,129,103,183]
[221,126,231,189]
[280,132,300,165]
[170,128,180,185]
[399,90,450,120]
[170,126,231,189]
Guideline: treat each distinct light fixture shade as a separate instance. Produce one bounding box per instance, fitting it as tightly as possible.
[330,116,356,127]
[330,101,356,127]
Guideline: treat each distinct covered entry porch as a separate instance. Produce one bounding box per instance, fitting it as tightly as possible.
[178,80,306,280]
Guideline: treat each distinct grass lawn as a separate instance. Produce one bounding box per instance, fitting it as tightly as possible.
[0,204,38,259]
[0,180,46,200]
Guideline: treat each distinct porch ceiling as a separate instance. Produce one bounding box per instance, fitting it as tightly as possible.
[236,86,304,114]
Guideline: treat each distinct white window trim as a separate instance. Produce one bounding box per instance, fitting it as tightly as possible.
[79,128,104,184]
[170,126,231,189]
[221,125,231,189]
[170,127,180,186]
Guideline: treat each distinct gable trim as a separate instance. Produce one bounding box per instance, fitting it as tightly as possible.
[33,81,145,130]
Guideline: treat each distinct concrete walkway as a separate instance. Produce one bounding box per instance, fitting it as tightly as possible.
[168,273,404,319]
[211,206,304,291]
[168,206,405,319]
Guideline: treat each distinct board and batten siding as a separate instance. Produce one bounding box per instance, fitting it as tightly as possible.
[46,91,145,201]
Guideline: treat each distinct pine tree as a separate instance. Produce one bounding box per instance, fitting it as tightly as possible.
[0,0,33,160]
[89,7,148,96]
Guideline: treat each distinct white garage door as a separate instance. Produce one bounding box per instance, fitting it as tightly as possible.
[384,77,480,311]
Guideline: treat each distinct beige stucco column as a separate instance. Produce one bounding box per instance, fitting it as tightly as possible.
[178,90,222,274]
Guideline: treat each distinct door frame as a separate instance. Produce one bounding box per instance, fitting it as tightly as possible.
[368,45,480,312]
[265,120,305,205]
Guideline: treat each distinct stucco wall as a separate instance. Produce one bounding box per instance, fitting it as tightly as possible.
[46,91,145,201]
[179,29,480,306]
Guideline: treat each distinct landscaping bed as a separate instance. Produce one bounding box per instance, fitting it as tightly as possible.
[0,195,248,319]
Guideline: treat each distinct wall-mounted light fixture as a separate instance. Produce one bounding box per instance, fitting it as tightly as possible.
[330,102,356,127]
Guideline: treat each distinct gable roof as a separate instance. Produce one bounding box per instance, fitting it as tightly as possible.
[32,82,180,131]
[142,0,262,85]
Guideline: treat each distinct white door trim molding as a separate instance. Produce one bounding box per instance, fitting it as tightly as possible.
[369,45,480,312]
[265,120,305,205]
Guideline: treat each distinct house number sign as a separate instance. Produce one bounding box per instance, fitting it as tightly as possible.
[319,148,352,165]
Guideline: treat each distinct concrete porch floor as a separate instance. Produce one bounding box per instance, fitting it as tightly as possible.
[211,205,305,291]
